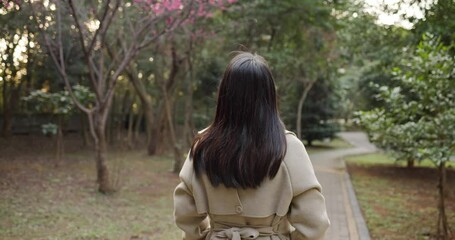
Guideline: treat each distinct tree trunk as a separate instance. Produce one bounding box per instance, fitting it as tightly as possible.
[2,80,21,138]
[437,162,450,239]
[126,66,157,155]
[144,107,156,154]
[55,116,64,166]
[81,112,91,146]
[93,111,114,194]
[1,107,13,138]
[1,41,16,139]
[106,95,115,145]
[119,90,131,144]
[183,37,195,147]
[80,113,90,147]
[407,159,414,168]
[183,82,194,148]
[141,43,186,157]
[307,139,313,147]
[36,0,191,194]
[296,80,316,139]
[183,53,195,148]
[134,107,143,144]
[162,84,182,173]
[150,107,167,154]
[127,102,134,149]
[158,44,183,173]
[158,107,170,154]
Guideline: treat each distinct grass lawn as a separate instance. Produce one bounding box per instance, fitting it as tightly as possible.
[346,153,455,239]
[0,134,352,239]
[0,135,182,240]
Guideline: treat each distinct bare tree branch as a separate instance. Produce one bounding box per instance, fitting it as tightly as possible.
[29,0,92,114]
[68,0,102,100]
[87,0,112,55]
[137,1,196,50]
[87,111,99,144]
[99,0,197,111]
[98,48,105,97]
[56,0,65,74]
[101,43,136,108]
[104,41,123,79]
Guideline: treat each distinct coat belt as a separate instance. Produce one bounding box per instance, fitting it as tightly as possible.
[210,222,281,240]
[212,227,260,240]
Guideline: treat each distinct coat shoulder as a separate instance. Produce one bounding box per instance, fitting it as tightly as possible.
[283,132,321,196]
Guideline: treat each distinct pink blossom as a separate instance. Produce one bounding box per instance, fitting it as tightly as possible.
[132,0,236,17]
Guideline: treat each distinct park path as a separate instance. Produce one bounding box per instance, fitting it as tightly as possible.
[308,132,377,240]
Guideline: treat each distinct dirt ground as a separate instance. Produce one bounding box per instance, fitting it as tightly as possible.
[347,163,455,240]
[3,134,455,239]
[0,134,182,239]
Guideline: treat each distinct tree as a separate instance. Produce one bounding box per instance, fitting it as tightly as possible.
[335,3,420,165]
[299,75,340,146]
[336,3,413,113]
[118,2,237,174]
[124,1,236,157]
[30,0,196,193]
[291,29,337,140]
[22,85,94,165]
[358,35,454,239]
[410,0,455,47]
[0,2,35,138]
[218,0,339,139]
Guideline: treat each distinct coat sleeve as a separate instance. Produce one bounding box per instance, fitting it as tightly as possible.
[288,188,330,240]
[174,154,210,240]
[284,135,330,240]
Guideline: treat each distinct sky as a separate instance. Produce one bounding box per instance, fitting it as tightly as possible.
[363,0,431,29]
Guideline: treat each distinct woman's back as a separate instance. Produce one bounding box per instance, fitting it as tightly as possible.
[175,132,330,239]
[173,52,329,240]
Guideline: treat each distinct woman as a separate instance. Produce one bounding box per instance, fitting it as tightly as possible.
[174,52,330,240]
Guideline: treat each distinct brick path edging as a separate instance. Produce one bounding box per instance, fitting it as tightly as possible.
[344,171,371,240]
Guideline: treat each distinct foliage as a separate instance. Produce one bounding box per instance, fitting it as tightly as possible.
[358,35,455,165]
[282,77,341,145]
[192,58,223,128]
[336,4,413,112]
[214,0,341,139]
[22,85,94,138]
[22,85,94,116]
[357,35,455,238]
[41,123,57,135]
[413,0,455,47]
[347,152,455,169]
[23,90,72,115]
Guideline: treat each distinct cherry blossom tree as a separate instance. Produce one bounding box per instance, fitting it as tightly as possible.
[30,0,197,193]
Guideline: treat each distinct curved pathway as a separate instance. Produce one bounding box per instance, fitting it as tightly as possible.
[308,132,376,240]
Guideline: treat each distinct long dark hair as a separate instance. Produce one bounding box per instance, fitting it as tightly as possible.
[190,52,287,188]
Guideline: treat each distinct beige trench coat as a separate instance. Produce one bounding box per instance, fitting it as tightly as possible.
[174,132,330,240]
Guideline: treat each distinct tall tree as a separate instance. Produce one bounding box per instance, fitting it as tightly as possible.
[336,3,413,112]
[408,0,455,46]
[30,0,195,193]
[217,0,339,139]
[297,74,340,146]
[359,36,454,239]
[124,0,236,156]
[0,2,35,138]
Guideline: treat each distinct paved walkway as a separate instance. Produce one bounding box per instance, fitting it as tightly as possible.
[308,132,377,240]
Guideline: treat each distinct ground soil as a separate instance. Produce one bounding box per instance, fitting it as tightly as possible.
[347,163,455,240]
[0,134,182,239]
